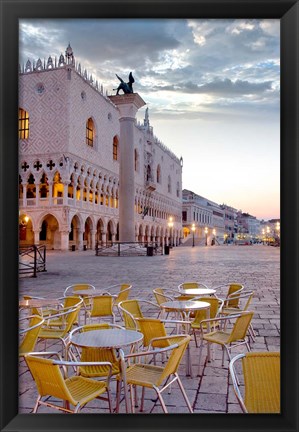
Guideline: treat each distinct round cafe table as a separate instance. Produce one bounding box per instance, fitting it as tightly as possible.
[70,328,143,350]
[160,300,211,377]
[19,298,63,310]
[70,328,144,413]
[177,287,216,297]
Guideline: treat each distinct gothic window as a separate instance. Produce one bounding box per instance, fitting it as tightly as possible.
[146,165,151,182]
[157,164,161,183]
[113,136,119,161]
[134,149,139,171]
[176,181,180,198]
[19,108,29,139]
[86,118,94,147]
[168,175,171,193]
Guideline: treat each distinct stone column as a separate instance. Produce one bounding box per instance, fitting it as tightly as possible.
[63,183,68,206]
[60,230,69,251]
[22,184,27,207]
[109,94,146,242]
[33,230,40,246]
[91,230,97,250]
[35,183,40,207]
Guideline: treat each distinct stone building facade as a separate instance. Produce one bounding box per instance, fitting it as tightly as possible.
[18,45,182,251]
[182,189,225,244]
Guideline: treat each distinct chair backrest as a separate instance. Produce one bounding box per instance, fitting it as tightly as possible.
[179,282,199,289]
[158,335,191,385]
[64,284,95,296]
[242,352,280,413]
[153,288,173,306]
[19,315,44,355]
[192,297,222,325]
[63,305,82,334]
[227,312,254,343]
[225,284,244,308]
[25,355,77,405]
[119,299,143,330]
[63,295,84,308]
[114,284,132,305]
[136,318,167,348]
[90,295,114,317]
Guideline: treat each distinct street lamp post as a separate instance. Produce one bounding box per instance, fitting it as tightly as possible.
[191,223,195,247]
[168,217,174,247]
[204,226,208,246]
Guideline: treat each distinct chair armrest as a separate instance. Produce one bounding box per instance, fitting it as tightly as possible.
[25,351,62,360]
[199,313,242,332]
[229,353,247,413]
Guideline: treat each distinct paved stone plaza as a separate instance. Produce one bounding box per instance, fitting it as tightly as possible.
[19,244,280,414]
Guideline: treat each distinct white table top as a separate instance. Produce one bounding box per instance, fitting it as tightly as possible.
[160,300,211,311]
[19,298,62,308]
[178,288,216,296]
[70,328,144,349]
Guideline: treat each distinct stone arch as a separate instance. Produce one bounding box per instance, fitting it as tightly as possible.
[83,216,94,249]
[38,213,60,250]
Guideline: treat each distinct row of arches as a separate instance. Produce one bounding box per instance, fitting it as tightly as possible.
[19,212,182,250]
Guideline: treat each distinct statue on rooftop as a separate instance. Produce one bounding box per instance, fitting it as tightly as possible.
[114,72,134,95]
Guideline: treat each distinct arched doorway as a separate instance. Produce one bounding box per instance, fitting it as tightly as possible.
[84,217,93,249]
[39,214,60,249]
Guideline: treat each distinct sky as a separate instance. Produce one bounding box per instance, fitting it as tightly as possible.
[19,19,280,220]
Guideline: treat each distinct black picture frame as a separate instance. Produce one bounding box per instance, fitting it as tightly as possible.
[0,1,298,431]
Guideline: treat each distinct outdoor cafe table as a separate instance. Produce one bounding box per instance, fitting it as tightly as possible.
[160,300,211,377]
[177,287,216,297]
[19,298,63,311]
[69,328,144,413]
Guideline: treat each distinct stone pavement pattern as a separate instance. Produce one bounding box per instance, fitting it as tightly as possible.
[19,245,280,414]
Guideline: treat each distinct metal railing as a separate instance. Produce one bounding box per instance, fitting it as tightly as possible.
[95,241,163,257]
[19,245,47,277]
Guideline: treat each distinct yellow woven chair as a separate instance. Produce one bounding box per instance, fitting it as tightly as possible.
[25,352,113,413]
[45,296,83,327]
[198,311,254,375]
[118,299,160,331]
[19,315,44,357]
[68,323,123,379]
[220,290,256,342]
[87,295,115,324]
[102,284,132,318]
[190,297,224,347]
[22,295,63,317]
[118,335,193,413]
[64,284,96,322]
[37,305,81,356]
[229,351,280,413]
[153,288,177,318]
[213,283,244,308]
[178,281,209,290]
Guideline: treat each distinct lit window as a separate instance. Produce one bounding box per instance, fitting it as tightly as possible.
[19,108,29,139]
[113,136,118,160]
[86,118,94,147]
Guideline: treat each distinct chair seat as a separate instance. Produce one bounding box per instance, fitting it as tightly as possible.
[65,375,107,406]
[203,330,230,344]
[221,307,240,315]
[126,363,164,388]
[39,328,66,339]
[79,363,120,378]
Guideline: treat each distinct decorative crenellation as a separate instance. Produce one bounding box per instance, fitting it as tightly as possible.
[19,43,110,100]
[136,117,180,164]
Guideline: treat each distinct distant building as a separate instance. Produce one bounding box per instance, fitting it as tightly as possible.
[236,212,261,238]
[220,204,238,242]
[182,189,225,244]
[18,44,183,251]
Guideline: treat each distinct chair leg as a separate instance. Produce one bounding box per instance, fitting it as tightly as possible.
[107,388,113,413]
[33,395,41,413]
[176,374,193,413]
[115,379,121,413]
[155,387,168,413]
[140,387,145,412]
[198,340,204,376]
